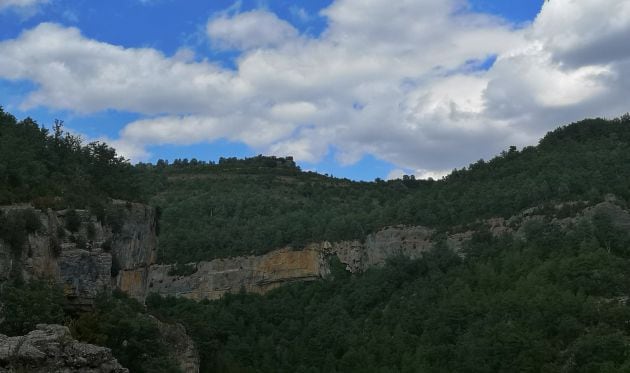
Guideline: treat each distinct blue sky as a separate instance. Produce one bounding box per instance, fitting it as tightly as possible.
[1,0,627,181]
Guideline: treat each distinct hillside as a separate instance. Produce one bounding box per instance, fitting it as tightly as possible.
[3,108,630,372]
[4,106,630,264]
[142,114,630,263]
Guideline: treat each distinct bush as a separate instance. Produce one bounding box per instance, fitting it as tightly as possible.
[0,208,42,256]
[65,209,81,232]
[167,263,197,277]
[70,292,182,373]
[0,281,65,336]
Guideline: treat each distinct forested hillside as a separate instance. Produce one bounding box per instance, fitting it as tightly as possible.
[149,214,630,372]
[3,107,630,372]
[142,114,630,263]
[0,108,143,207]
[3,106,630,264]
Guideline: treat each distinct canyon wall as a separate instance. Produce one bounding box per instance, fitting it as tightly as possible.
[0,201,157,307]
[4,200,627,303]
[144,225,438,300]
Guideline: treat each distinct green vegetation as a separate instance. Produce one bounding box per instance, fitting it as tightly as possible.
[167,262,198,277]
[0,281,65,336]
[4,107,630,372]
[0,107,142,208]
[4,106,630,264]
[0,208,41,255]
[71,291,182,373]
[147,114,630,263]
[148,213,630,372]
[0,282,182,373]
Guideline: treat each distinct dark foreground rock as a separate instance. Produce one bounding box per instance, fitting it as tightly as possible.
[0,324,128,373]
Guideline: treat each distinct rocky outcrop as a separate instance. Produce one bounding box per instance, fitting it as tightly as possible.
[4,199,628,304]
[143,200,630,301]
[145,226,437,300]
[147,247,328,300]
[0,324,128,372]
[151,316,199,373]
[330,225,434,272]
[110,200,158,301]
[0,201,157,307]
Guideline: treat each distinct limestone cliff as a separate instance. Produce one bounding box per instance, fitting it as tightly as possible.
[4,200,627,304]
[147,247,327,300]
[0,201,157,307]
[0,324,128,373]
[144,226,437,300]
[141,200,630,301]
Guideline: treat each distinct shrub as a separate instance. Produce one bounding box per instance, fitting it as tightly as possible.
[65,209,81,232]
[167,263,197,277]
[0,281,65,336]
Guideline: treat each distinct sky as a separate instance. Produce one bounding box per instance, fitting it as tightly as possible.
[0,0,629,181]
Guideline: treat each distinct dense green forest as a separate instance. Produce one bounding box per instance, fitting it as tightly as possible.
[0,107,142,207]
[145,113,630,263]
[3,106,630,263]
[4,107,630,372]
[148,212,630,372]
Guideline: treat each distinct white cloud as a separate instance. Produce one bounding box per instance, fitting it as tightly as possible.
[0,0,628,173]
[0,0,47,14]
[207,10,299,50]
[0,23,242,114]
[0,0,44,9]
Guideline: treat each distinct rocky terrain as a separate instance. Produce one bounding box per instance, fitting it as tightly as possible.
[2,198,628,304]
[0,324,128,372]
[0,200,157,308]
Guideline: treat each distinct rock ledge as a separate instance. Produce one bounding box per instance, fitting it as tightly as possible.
[0,324,128,373]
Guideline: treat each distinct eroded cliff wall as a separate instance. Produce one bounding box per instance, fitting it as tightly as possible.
[146,247,328,300]
[4,200,626,304]
[0,201,157,307]
[144,225,438,300]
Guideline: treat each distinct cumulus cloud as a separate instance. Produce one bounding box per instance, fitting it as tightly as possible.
[0,0,628,175]
[207,10,299,50]
[0,23,241,114]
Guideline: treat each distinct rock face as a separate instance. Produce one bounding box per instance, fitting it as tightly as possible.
[151,316,200,373]
[0,324,128,373]
[145,226,437,300]
[0,201,157,307]
[4,199,628,304]
[147,247,328,300]
[331,225,434,272]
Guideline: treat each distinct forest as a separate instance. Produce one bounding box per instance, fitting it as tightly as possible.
[2,107,630,372]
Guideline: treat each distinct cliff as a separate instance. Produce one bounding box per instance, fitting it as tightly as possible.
[0,201,157,308]
[141,200,630,301]
[146,247,328,300]
[4,199,628,304]
[0,324,128,372]
[144,225,437,300]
